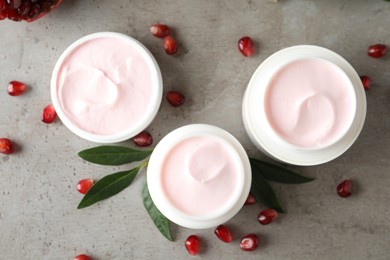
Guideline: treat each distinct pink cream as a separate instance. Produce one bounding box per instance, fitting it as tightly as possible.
[161,136,241,216]
[265,58,355,149]
[55,37,153,135]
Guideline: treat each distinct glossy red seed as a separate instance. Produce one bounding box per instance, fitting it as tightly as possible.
[42,104,57,124]
[360,76,372,91]
[258,208,278,225]
[7,80,27,96]
[150,24,170,38]
[185,235,200,256]
[337,180,352,198]
[166,91,185,107]
[367,44,388,58]
[238,36,255,57]
[163,36,177,55]
[214,225,233,243]
[7,0,22,9]
[74,254,92,260]
[240,234,259,251]
[76,179,94,194]
[0,138,13,155]
[132,131,153,147]
[244,193,256,205]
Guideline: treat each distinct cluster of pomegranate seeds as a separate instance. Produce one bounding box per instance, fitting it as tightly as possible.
[244,193,256,205]
[185,235,201,256]
[238,36,255,57]
[258,209,278,225]
[74,254,92,260]
[166,91,185,107]
[360,76,372,91]
[0,138,13,154]
[42,104,57,124]
[239,234,259,251]
[7,80,28,96]
[0,0,63,22]
[214,225,233,243]
[337,180,352,198]
[150,24,170,38]
[367,44,388,58]
[150,24,178,55]
[76,179,95,195]
[132,131,153,147]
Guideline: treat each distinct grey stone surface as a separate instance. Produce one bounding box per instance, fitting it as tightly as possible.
[0,0,389,259]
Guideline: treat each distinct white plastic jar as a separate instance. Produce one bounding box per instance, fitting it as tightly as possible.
[147,124,252,229]
[242,45,366,166]
[51,32,162,143]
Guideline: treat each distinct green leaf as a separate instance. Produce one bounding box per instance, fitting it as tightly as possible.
[250,158,314,184]
[142,182,173,241]
[78,167,140,209]
[250,162,284,213]
[78,146,153,166]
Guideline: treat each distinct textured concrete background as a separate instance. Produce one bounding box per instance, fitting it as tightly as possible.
[0,0,389,259]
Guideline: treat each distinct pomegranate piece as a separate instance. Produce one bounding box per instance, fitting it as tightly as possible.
[150,24,170,38]
[7,80,28,96]
[74,254,92,260]
[244,193,256,205]
[258,209,278,225]
[42,104,57,124]
[185,235,200,256]
[214,225,233,243]
[132,131,153,147]
[163,36,177,55]
[238,36,255,57]
[0,138,13,155]
[166,91,185,107]
[337,179,352,198]
[1,0,63,22]
[76,179,94,195]
[239,234,259,251]
[360,76,372,91]
[367,44,388,58]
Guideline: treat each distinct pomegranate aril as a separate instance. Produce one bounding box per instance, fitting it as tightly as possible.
[0,138,13,155]
[244,193,256,205]
[166,91,185,107]
[150,24,170,38]
[132,131,153,147]
[214,225,233,243]
[7,80,27,96]
[367,44,388,58]
[337,179,352,198]
[360,76,372,91]
[6,0,22,9]
[185,235,200,256]
[74,254,92,260]
[258,208,278,225]
[163,36,177,55]
[238,36,255,57]
[42,104,57,124]
[76,179,94,195]
[239,234,259,251]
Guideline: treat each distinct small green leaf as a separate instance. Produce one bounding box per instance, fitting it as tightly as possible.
[250,158,314,184]
[142,182,173,241]
[250,163,284,213]
[78,146,153,166]
[78,167,140,209]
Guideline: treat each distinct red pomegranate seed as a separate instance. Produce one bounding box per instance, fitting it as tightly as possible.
[337,179,352,198]
[76,179,94,194]
[132,131,153,147]
[367,44,388,58]
[166,91,185,107]
[244,193,256,205]
[258,208,278,225]
[214,225,233,243]
[0,138,13,155]
[185,235,200,256]
[163,36,177,55]
[150,24,170,38]
[7,80,27,96]
[238,36,255,57]
[239,234,259,251]
[42,104,57,124]
[360,76,372,91]
[74,254,92,260]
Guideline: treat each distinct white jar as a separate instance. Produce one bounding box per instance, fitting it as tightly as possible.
[242,45,366,166]
[51,32,162,143]
[147,124,252,229]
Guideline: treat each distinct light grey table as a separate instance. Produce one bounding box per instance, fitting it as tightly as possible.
[0,1,389,259]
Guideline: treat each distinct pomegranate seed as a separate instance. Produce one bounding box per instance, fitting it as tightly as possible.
[7,80,28,96]
[244,193,256,205]
[163,36,177,55]
[367,44,388,58]
[337,179,352,198]
[74,254,92,260]
[258,209,278,225]
[0,138,13,155]
[42,104,57,124]
[214,225,233,243]
[166,91,185,107]
[6,0,22,9]
[150,24,170,38]
[360,76,372,91]
[132,131,153,147]
[238,36,255,57]
[185,235,200,256]
[239,234,259,251]
[76,179,94,194]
